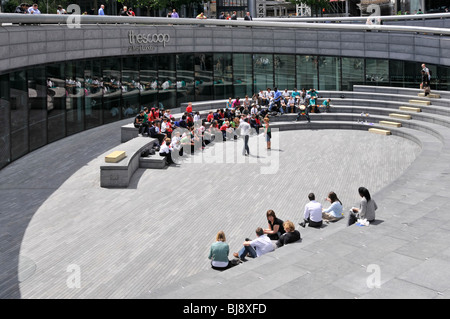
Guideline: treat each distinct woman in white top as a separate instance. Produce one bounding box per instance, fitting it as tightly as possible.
[322,191,344,222]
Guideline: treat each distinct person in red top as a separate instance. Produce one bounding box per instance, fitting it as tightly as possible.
[186,102,193,114]
[220,121,231,141]
[207,111,214,123]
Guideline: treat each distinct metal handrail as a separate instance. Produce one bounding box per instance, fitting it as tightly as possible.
[0,13,449,36]
[256,12,450,22]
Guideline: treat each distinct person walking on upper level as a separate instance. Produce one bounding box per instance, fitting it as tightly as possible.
[98,4,105,15]
[171,9,179,18]
[28,3,41,14]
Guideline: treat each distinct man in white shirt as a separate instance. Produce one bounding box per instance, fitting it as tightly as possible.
[28,3,41,14]
[233,227,274,260]
[299,193,323,228]
[240,116,251,156]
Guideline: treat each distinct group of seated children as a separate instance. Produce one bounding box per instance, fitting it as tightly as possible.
[134,103,266,165]
[253,87,331,116]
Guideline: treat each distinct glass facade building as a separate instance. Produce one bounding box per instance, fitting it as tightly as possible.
[0,53,448,169]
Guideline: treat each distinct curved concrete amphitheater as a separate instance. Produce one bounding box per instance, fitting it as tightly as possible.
[1,85,450,299]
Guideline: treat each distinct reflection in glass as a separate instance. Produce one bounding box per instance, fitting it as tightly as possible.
[274,54,295,91]
[233,54,252,98]
[0,74,11,168]
[140,55,158,109]
[253,54,273,91]
[158,55,176,110]
[10,70,29,160]
[84,59,103,129]
[122,57,140,118]
[28,67,47,150]
[176,54,195,105]
[66,61,85,136]
[342,57,364,91]
[436,65,449,91]
[195,53,213,101]
[214,53,233,99]
[102,58,122,124]
[318,56,341,91]
[296,55,318,90]
[365,58,389,85]
[46,64,66,143]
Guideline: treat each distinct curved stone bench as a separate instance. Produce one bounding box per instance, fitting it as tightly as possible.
[100,136,159,188]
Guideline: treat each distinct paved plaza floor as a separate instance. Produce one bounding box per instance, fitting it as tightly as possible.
[1,118,432,299]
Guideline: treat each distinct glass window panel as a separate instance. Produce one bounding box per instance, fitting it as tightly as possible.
[296,55,318,91]
[341,57,364,91]
[233,53,253,99]
[66,61,85,136]
[176,54,195,105]
[0,74,10,168]
[365,58,389,86]
[437,65,450,91]
[195,53,214,101]
[47,63,66,143]
[318,56,341,91]
[122,57,140,119]
[27,67,47,151]
[102,57,122,124]
[139,55,158,109]
[274,54,295,91]
[214,53,233,100]
[84,59,103,129]
[158,54,176,110]
[253,54,273,91]
[10,70,29,161]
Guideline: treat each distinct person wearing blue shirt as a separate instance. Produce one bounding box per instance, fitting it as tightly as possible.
[269,87,283,113]
[322,98,331,113]
[98,4,105,15]
[322,192,344,222]
[307,89,318,98]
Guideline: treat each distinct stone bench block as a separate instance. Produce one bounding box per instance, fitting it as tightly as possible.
[409,99,431,106]
[139,156,167,169]
[390,113,412,120]
[379,120,402,128]
[418,93,440,98]
[369,128,391,135]
[400,106,422,112]
[105,151,126,163]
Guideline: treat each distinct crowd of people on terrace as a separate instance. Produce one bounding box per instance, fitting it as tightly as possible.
[132,87,378,270]
[133,87,331,164]
[133,86,330,160]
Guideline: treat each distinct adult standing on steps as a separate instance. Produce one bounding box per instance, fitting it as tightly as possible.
[240,116,251,156]
[263,117,271,150]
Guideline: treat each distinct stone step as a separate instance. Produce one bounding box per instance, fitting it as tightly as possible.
[389,113,412,120]
[105,151,126,163]
[418,93,440,98]
[379,120,402,128]
[139,156,167,169]
[399,106,421,112]
[409,99,431,106]
[368,128,391,135]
